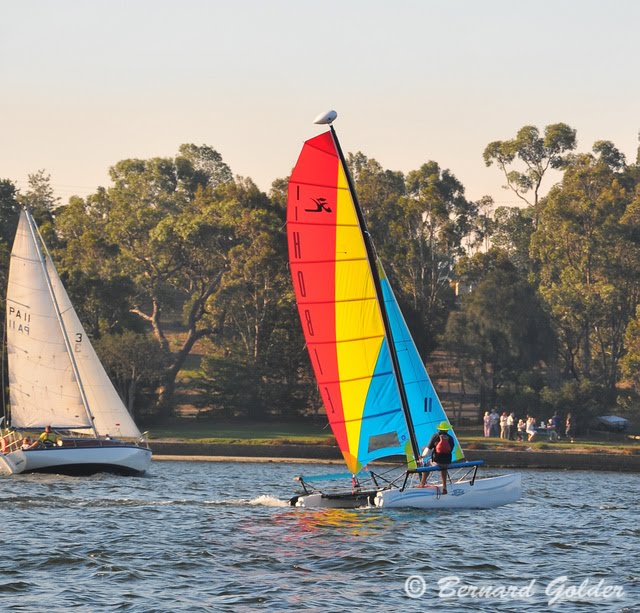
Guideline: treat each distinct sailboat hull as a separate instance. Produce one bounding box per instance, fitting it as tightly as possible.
[375,473,522,509]
[0,444,152,476]
[290,490,378,509]
[291,474,521,509]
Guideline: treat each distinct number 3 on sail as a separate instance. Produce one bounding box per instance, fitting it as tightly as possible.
[286,111,521,509]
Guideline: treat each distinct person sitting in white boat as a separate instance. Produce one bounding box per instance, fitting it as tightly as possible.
[21,437,37,450]
[418,421,455,494]
[38,425,60,447]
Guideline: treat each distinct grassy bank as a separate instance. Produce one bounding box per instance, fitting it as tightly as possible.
[149,420,640,455]
[150,420,335,446]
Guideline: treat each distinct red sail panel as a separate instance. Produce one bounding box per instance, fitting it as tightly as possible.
[286,132,349,459]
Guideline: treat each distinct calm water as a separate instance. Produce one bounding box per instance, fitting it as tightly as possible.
[1,461,637,612]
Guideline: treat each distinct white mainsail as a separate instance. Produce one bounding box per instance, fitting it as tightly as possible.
[6,210,141,439]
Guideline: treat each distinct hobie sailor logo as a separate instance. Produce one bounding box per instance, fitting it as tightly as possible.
[305,197,332,213]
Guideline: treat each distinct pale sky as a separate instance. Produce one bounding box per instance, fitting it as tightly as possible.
[2,0,639,206]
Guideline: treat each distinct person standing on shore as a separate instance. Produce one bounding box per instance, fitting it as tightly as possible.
[566,413,575,443]
[500,412,508,439]
[507,412,516,440]
[483,411,491,437]
[489,410,500,437]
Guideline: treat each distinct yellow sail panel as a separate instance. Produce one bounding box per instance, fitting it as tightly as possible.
[334,159,386,468]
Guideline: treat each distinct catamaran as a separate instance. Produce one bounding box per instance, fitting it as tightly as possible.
[286,111,521,508]
[0,208,152,476]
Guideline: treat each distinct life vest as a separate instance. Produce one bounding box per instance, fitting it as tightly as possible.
[435,434,452,454]
[1,438,7,454]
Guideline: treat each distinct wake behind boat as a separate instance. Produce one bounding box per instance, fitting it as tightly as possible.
[285,111,521,509]
[0,208,151,476]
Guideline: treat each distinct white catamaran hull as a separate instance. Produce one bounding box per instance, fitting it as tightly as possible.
[375,474,521,509]
[0,445,152,476]
[292,474,521,510]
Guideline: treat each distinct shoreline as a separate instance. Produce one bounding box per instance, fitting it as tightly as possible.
[149,442,640,472]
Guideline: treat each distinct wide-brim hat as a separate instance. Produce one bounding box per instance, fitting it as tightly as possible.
[437,421,451,431]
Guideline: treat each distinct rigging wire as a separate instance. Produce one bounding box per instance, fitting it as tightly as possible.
[1,318,6,427]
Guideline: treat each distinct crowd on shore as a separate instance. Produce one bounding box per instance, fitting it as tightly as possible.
[483,410,575,443]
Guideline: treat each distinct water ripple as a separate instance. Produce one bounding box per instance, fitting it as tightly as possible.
[1,464,638,611]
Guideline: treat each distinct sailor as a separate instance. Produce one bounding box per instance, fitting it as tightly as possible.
[419,421,455,494]
[39,425,59,447]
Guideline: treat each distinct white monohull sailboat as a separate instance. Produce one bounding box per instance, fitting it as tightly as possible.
[0,208,151,475]
[286,111,521,509]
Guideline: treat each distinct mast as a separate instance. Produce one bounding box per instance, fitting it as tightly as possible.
[23,208,99,437]
[327,122,422,463]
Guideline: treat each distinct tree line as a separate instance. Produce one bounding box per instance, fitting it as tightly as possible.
[1,127,639,430]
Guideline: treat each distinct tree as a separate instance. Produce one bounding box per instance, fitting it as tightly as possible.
[489,206,535,273]
[530,148,640,397]
[483,123,577,225]
[95,331,167,420]
[621,305,640,393]
[0,180,21,308]
[444,257,555,413]
[201,178,299,418]
[56,145,236,417]
[54,194,140,337]
[18,170,60,220]
[395,162,476,354]
[0,179,20,412]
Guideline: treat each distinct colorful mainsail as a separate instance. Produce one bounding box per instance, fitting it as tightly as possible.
[287,129,461,474]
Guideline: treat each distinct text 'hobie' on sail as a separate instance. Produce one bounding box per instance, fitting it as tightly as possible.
[0,208,152,476]
[285,111,521,509]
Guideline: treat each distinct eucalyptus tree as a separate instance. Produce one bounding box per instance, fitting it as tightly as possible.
[17,170,60,222]
[95,331,167,420]
[0,179,20,314]
[445,254,555,413]
[530,143,640,396]
[621,305,640,393]
[54,192,139,337]
[200,178,300,417]
[349,155,478,356]
[398,161,477,355]
[483,123,577,226]
[56,145,235,416]
[490,206,535,274]
[347,152,407,278]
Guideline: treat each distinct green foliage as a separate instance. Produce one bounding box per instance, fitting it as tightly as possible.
[539,379,611,426]
[445,255,555,411]
[7,123,640,428]
[483,123,577,210]
[621,305,640,391]
[0,180,20,314]
[350,154,471,356]
[95,331,167,420]
[531,151,640,390]
[18,170,60,219]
